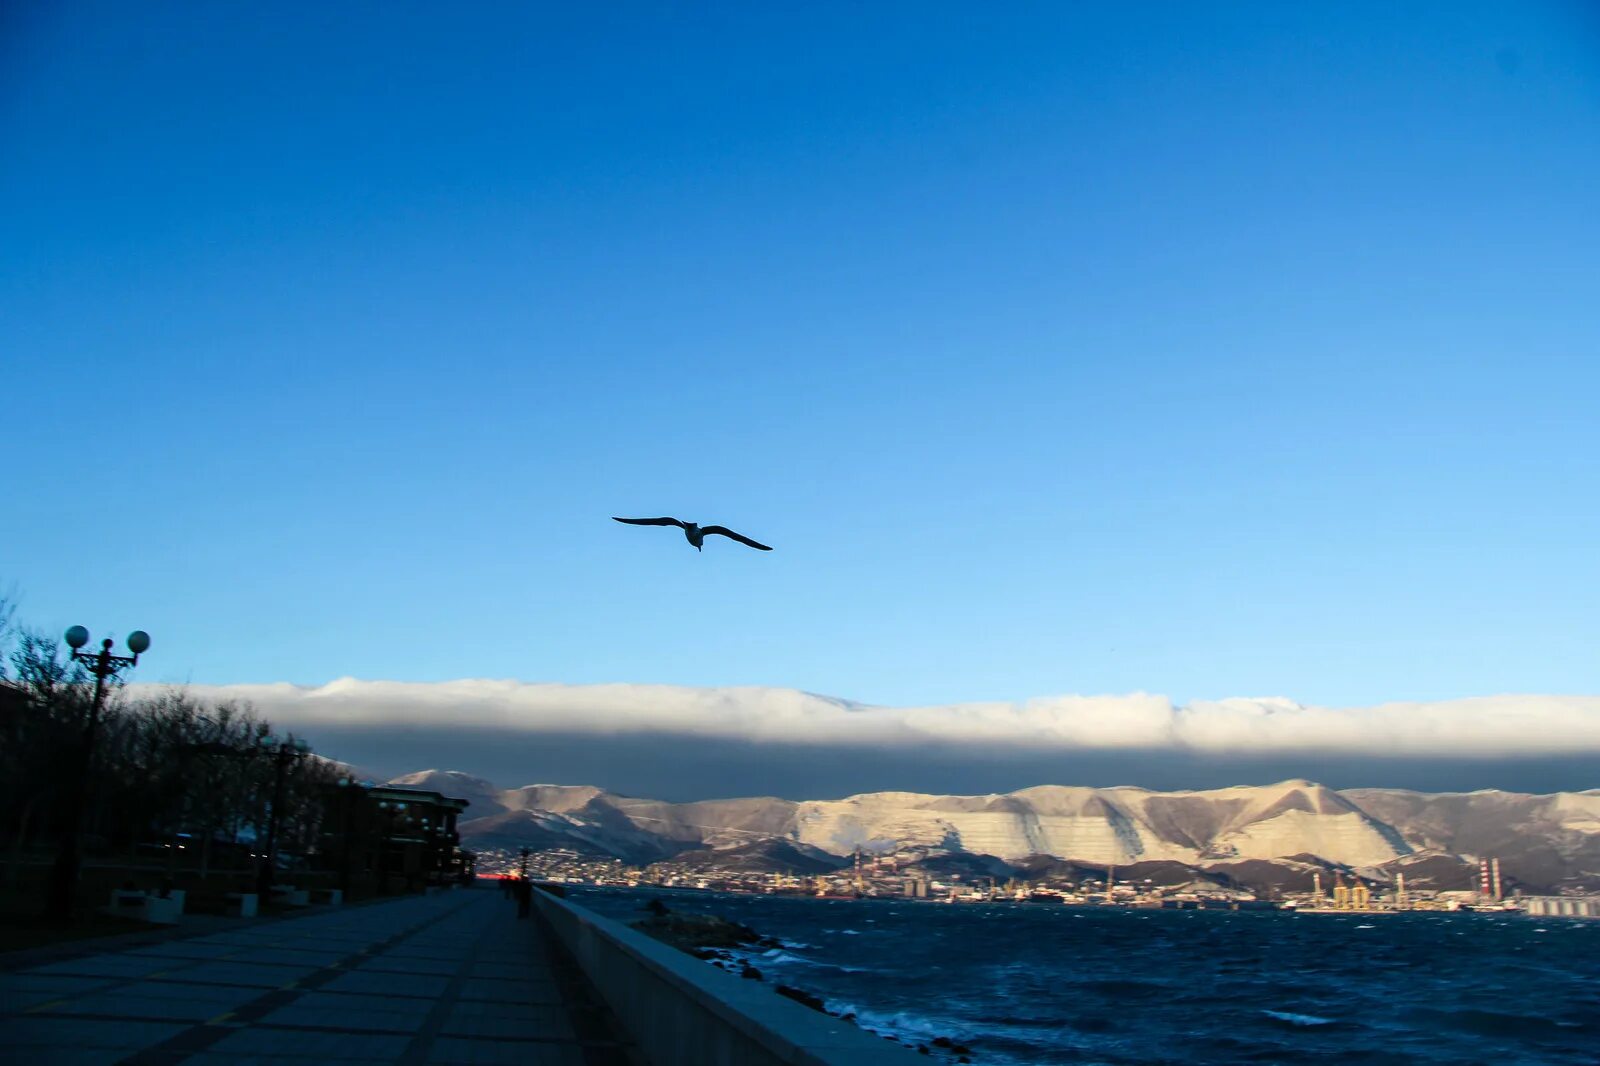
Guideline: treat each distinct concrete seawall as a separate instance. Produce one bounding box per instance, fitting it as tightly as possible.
[532,888,925,1065]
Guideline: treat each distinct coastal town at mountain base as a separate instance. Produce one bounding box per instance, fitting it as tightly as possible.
[393,771,1600,917]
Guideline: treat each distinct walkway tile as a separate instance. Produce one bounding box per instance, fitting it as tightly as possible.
[116,980,264,1005]
[0,1015,186,1048]
[237,947,353,967]
[440,1001,574,1040]
[26,954,179,979]
[386,945,467,960]
[457,976,561,1004]
[173,960,317,987]
[210,1025,413,1059]
[0,889,633,1064]
[125,942,248,960]
[321,970,452,998]
[40,989,228,1022]
[467,961,540,980]
[355,955,459,975]
[425,1037,587,1065]
[0,972,112,1012]
[251,986,431,1033]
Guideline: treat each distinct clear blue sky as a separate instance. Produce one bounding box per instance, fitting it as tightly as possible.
[4,2,1597,709]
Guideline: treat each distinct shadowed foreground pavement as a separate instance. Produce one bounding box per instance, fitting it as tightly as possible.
[0,888,634,1065]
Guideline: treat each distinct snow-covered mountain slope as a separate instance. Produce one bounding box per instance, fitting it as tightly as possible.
[385,770,509,817]
[384,771,1598,885]
[787,780,1409,866]
[1337,786,1600,889]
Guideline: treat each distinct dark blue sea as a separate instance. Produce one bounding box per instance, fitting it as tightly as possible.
[567,887,1600,1065]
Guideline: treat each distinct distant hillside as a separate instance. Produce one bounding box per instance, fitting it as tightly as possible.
[390,772,1600,893]
[667,839,847,876]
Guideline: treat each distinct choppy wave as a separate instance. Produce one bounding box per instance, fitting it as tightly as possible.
[1262,1009,1335,1027]
[832,1002,1070,1054]
[571,889,1600,1066]
[758,947,867,972]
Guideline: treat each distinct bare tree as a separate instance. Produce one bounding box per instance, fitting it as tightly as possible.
[0,591,345,904]
[2,631,92,887]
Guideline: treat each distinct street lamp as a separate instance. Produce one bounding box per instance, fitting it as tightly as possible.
[256,734,311,900]
[46,626,149,922]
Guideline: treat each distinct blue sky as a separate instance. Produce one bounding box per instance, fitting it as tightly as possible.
[4,2,1598,712]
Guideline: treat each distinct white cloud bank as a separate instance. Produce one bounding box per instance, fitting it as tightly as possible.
[134,679,1600,758]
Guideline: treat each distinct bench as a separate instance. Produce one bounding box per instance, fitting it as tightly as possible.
[224,891,259,917]
[102,890,183,925]
[269,884,310,907]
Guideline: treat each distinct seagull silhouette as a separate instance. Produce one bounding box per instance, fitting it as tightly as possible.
[612,516,773,552]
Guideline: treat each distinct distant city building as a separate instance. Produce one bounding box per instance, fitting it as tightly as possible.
[1521,896,1600,918]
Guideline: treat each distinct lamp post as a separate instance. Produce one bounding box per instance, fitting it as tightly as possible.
[46,626,150,923]
[256,735,310,900]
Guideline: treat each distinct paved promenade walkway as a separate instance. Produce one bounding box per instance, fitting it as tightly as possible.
[0,888,634,1065]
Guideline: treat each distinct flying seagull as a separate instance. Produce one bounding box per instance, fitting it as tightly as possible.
[612,516,773,552]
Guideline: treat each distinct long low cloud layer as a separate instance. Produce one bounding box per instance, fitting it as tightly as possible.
[139,679,1600,758]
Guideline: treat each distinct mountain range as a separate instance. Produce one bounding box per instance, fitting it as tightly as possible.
[389,771,1600,894]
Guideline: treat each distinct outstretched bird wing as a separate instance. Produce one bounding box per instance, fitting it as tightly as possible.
[612,516,687,528]
[701,525,773,551]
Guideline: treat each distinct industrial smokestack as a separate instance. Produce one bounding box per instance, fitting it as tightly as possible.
[1491,858,1502,901]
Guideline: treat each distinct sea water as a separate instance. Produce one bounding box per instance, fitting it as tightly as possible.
[567,887,1600,1065]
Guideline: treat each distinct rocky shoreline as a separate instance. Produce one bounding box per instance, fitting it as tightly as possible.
[630,900,975,1062]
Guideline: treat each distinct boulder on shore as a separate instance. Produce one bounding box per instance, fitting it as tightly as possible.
[630,910,773,952]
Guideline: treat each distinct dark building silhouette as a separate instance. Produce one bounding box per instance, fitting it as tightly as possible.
[320,782,474,894]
